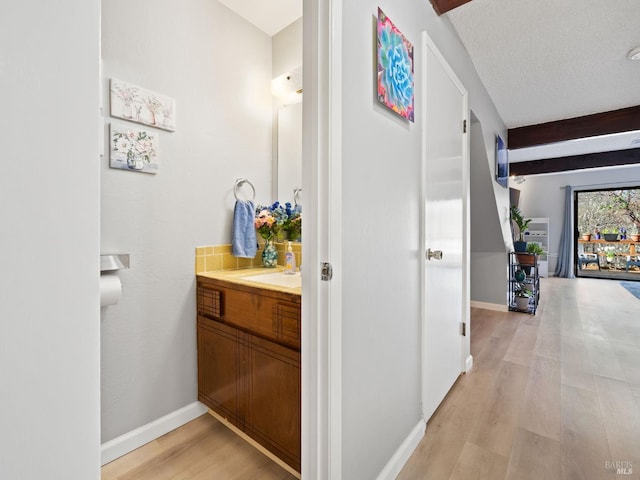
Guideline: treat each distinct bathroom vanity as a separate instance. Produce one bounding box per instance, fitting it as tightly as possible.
[196,268,301,472]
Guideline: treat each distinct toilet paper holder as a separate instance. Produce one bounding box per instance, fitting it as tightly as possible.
[100,254,129,308]
[100,254,130,272]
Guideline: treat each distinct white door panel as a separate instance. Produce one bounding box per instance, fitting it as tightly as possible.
[422,36,467,421]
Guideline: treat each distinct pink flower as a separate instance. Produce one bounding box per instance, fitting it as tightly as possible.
[255,210,275,228]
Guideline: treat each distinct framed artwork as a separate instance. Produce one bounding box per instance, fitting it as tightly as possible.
[495,134,509,188]
[110,124,159,174]
[110,79,176,131]
[377,8,414,122]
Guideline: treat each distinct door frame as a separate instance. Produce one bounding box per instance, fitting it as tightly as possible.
[302,0,342,478]
[420,31,472,422]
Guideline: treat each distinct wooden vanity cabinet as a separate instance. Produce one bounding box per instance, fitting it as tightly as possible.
[198,319,242,425]
[196,276,301,472]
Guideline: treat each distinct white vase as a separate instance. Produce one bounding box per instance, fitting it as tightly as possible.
[515,296,530,311]
[126,152,144,170]
[122,102,132,119]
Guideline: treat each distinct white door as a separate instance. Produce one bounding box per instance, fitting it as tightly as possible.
[422,34,468,421]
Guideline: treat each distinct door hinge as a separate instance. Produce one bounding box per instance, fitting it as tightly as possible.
[321,262,333,281]
[463,119,467,133]
[460,322,466,336]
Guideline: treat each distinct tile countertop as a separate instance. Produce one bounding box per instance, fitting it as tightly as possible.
[197,267,302,296]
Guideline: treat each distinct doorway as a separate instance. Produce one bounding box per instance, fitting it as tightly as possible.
[421,32,470,421]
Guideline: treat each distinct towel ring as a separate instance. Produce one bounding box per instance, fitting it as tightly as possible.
[234,178,256,202]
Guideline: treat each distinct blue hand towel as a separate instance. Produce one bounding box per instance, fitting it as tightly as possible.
[232,200,257,258]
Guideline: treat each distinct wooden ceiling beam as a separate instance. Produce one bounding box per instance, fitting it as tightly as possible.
[508,106,640,150]
[509,148,640,176]
[429,0,474,15]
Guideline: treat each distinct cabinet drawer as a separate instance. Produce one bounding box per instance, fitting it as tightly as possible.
[197,279,300,350]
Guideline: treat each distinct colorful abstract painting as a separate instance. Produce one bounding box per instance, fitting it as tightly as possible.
[377,8,414,122]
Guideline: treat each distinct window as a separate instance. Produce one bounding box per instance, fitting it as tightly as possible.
[574,187,640,279]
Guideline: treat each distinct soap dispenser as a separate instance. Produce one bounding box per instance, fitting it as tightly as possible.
[284,241,297,274]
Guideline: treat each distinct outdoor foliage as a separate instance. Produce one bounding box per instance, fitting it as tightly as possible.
[577,189,640,235]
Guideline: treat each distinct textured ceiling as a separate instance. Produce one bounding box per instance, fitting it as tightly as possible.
[447,0,640,128]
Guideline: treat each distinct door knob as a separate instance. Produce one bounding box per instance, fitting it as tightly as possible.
[426,248,443,261]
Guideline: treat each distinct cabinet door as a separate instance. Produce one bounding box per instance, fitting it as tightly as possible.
[198,318,241,426]
[244,334,301,471]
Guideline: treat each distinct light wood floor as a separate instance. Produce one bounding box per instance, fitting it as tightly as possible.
[103,276,640,479]
[399,276,640,480]
[101,413,297,480]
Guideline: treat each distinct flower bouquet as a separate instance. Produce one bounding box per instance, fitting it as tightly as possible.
[254,203,287,267]
[282,202,302,241]
[254,202,302,266]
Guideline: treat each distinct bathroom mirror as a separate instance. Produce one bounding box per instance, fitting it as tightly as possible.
[276,101,302,206]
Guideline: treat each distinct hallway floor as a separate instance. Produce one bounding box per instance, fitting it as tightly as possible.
[399,276,640,479]
[102,276,640,479]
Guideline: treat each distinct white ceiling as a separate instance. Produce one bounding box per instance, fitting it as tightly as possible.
[218,0,301,36]
[447,0,640,129]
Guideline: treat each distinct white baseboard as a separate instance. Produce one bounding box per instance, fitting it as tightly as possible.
[465,354,474,372]
[101,401,208,466]
[470,300,508,312]
[376,419,426,480]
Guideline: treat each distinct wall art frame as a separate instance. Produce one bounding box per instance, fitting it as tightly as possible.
[110,78,176,132]
[110,123,159,174]
[376,7,415,122]
[495,134,509,188]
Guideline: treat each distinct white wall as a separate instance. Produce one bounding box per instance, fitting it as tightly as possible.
[273,18,303,78]
[0,1,101,478]
[100,0,273,443]
[470,121,509,306]
[513,164,640,274]
[339,2,506,478]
